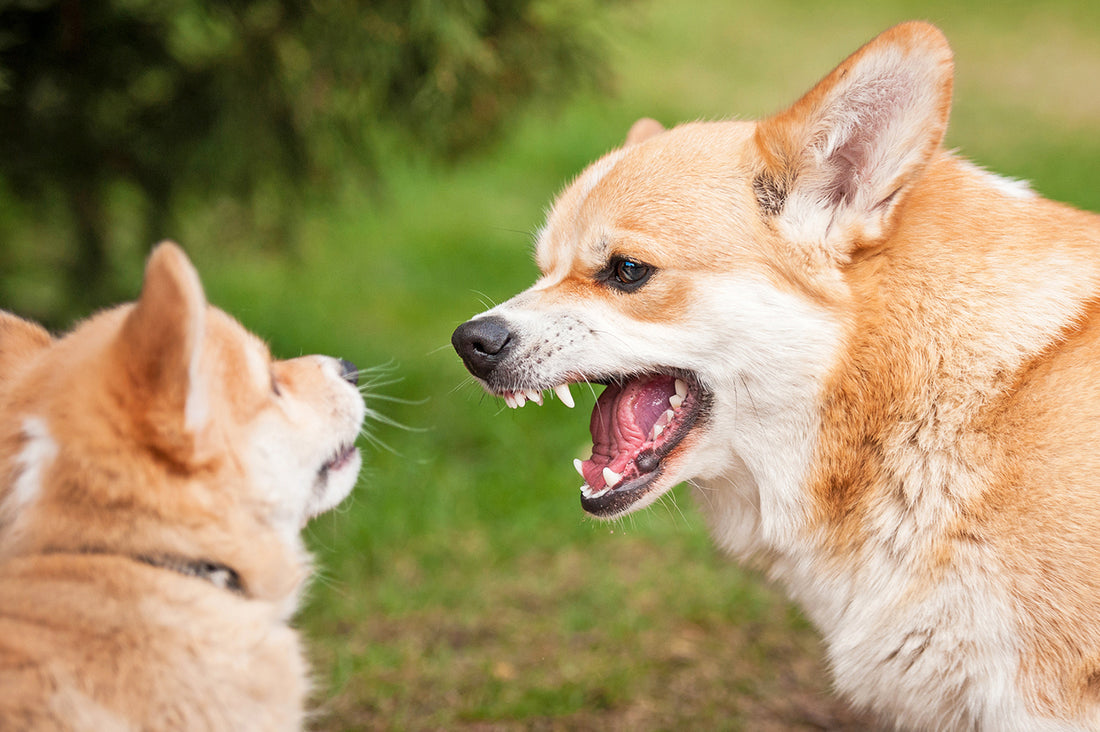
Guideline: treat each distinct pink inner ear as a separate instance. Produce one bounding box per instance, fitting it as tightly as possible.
[820,72,919,208]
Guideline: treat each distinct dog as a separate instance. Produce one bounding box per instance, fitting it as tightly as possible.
[0,243,365,730]
[452,21,1100,730]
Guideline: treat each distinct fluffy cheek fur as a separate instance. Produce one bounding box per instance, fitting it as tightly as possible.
[482,272,842,526]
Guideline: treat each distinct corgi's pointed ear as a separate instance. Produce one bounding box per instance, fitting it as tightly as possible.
[753,21,953,256]
[0,312,52,381]
[625,117,665,146]
[117,242,209,454]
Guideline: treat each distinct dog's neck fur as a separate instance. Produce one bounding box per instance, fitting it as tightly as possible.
[694,152,1100,728]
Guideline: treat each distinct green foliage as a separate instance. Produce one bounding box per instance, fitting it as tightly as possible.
[0,0,618,325]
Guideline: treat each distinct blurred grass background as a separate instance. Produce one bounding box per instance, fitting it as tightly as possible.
[4,1,1100,729]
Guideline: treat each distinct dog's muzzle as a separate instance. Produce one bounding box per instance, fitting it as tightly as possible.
[451,316,514,381]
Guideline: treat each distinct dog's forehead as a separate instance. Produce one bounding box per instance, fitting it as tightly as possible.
[534,121,761,278]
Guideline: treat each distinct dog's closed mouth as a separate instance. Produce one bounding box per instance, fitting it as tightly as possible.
[319,442,358,478]
[575,373,707,516]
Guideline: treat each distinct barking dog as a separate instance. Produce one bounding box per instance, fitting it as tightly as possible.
[0,243,365,730]
[453,22,1100,730]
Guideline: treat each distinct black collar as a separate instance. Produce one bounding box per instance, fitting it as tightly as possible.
[135,554,245,595]
[40,546,247,596]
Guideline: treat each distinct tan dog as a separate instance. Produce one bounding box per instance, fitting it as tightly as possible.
[0,244,365,730]
[453,22,1100,730]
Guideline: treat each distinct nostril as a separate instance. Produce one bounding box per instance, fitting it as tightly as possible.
[338,358,359,386]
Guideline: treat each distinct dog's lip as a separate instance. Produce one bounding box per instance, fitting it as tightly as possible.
[482,368,709,518]
[319,441,359,477]
[574,371,710,517]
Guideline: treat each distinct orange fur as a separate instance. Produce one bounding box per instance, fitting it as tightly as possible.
[453,21,1100,729]
[0,243,365,730]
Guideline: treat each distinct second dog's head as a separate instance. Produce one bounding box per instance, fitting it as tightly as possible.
[0,243,366,604]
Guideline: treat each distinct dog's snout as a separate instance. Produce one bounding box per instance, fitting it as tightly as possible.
[451,316,514,380]
[338,358,359,386]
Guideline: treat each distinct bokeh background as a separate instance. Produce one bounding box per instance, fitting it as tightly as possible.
[2,1,1098,729]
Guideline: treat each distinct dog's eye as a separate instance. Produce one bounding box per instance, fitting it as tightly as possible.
[610,258,653,290]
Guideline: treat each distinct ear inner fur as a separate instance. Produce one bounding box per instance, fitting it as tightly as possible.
[753,21,954,250]
[116,242,209,460]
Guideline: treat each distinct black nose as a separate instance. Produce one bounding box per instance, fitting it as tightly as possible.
[451,316,514,380]
[338,358,359,386]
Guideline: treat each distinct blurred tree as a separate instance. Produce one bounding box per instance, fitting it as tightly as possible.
[0,0,618,324]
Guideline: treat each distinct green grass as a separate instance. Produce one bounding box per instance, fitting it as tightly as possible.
[52,1,1100,728]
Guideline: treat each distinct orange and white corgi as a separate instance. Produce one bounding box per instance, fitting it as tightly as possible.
[453,22,1100,730]
[0,243,365,730]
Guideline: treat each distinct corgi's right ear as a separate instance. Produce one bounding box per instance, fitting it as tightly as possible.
[753,21,953,259]
[0,311,52,381]
[116,242,210,459]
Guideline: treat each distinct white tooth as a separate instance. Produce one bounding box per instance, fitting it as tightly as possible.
[573,458,585,476]
[669,394,684,410]
[675,378,688,399]
[526,389,543,406]
[592,487,610,499]
[503,392,516,409]
[655,409,674,428]
[554,383,575,409]
[651,423,665,440]
[602,467,622,488]
[514,391,527,408]
[581,484,592,498]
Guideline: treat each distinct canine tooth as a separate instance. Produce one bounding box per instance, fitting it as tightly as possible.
[669,394,684,410]
[651,423,665,440]
[554,383,575,409]
[655,409,674,428]
[573,458,585,477]
[602,467,622,488]
[675,378,688,399]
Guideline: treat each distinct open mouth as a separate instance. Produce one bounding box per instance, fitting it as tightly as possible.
[499,372,709,517]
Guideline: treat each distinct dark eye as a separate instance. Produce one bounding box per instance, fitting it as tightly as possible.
[270,370,282,397]
[610,257,653,290]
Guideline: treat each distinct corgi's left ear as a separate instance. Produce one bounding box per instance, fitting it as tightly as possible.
[624,117,665,146]
[753,21,953,257]
[116,242,210,457]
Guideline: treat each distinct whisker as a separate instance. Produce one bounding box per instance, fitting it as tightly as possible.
[363,408,426,434]
[469,289,500,310]
[426,343,457,356]
[363,393,428,406]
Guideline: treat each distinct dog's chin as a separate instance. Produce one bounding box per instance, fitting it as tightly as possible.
[573,371,711,519]
[304,442,362,523]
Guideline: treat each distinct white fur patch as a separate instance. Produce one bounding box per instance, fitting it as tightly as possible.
[479,274,841,543]
[184,304,208,432]
[957,158,1036,200]
[8,416,58,515]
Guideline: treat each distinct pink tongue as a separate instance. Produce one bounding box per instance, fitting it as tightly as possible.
[582,376,676,488]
